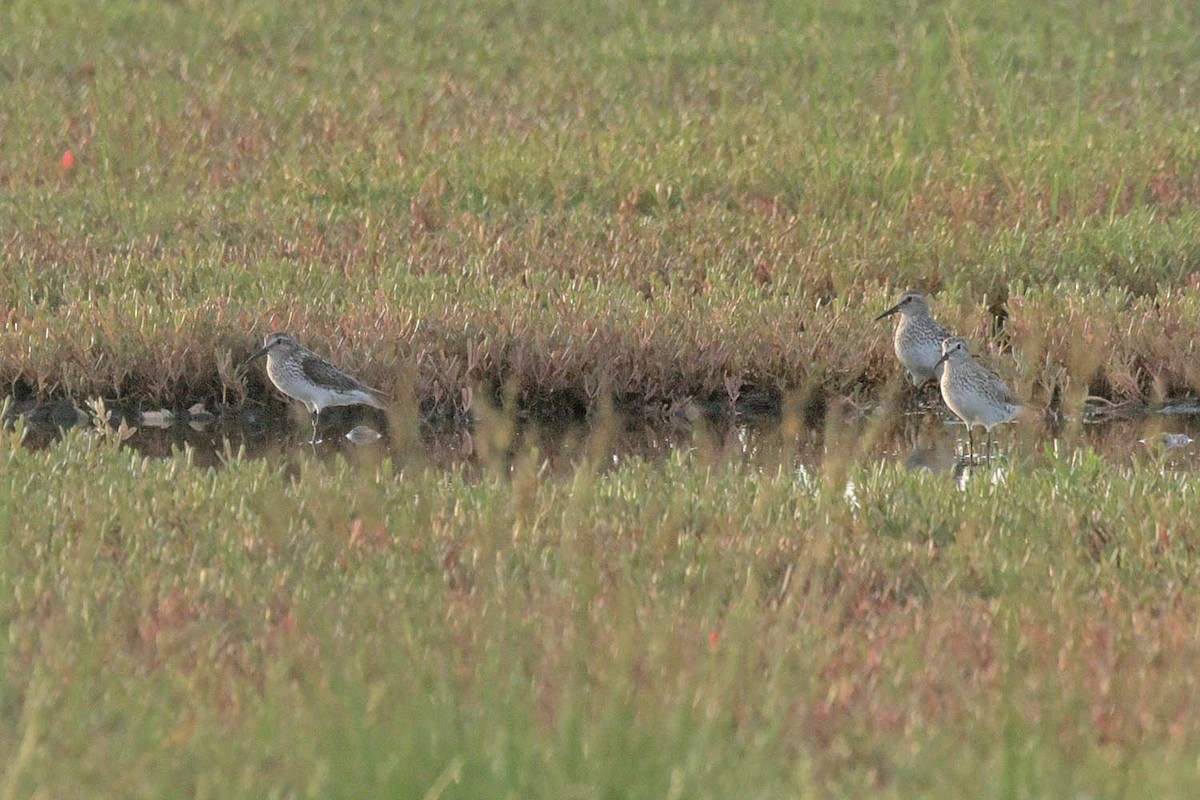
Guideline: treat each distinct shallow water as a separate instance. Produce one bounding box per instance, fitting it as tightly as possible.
[8,393,1200,476]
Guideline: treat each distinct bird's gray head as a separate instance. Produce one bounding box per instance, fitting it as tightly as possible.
[242,332,301,367]
[874,290,932,322]
[934,336,971,368]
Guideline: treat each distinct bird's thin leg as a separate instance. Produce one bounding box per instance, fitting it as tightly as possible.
[309,409,321,445]
[967,427,975,464]
[986,429,993,463]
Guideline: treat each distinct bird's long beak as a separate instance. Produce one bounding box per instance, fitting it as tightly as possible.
[933,352,950,369]
[873,302,903,322]
[236,345,271,375]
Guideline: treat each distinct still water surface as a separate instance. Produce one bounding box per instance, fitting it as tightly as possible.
[9,394,1200,476]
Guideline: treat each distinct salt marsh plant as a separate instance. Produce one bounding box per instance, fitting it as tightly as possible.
[1,0,1199,412]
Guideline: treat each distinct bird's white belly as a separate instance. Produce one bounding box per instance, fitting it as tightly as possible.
[943,385,1014,429]
[896,334,944,381]
[945,392,988,427]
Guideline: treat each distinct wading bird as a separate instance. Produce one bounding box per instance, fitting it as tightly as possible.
[934,337,1023,463]
[239,333,386,444]
[875,291,953,386]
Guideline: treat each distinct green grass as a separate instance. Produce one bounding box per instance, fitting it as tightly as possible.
[5,1,1200,796]
[4,424,1200,797]
[2,0,1200,408]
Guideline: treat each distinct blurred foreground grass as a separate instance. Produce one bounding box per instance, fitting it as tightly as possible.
[2,426,1200,797]
[2,0,1200,409]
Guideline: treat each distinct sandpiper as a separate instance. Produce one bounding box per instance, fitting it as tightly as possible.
[874,290,953,386]
[239,332,386,444]
[934,337,1022,462]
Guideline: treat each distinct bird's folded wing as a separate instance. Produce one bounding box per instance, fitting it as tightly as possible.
[301,355,381,395]
[988,372,1018,405]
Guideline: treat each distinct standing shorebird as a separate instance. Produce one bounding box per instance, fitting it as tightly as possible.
[239,333,386,444]
[934,337,1023,463]
[874,291,953,386]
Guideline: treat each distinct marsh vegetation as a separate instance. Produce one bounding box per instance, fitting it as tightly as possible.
[3,0,1200,796]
